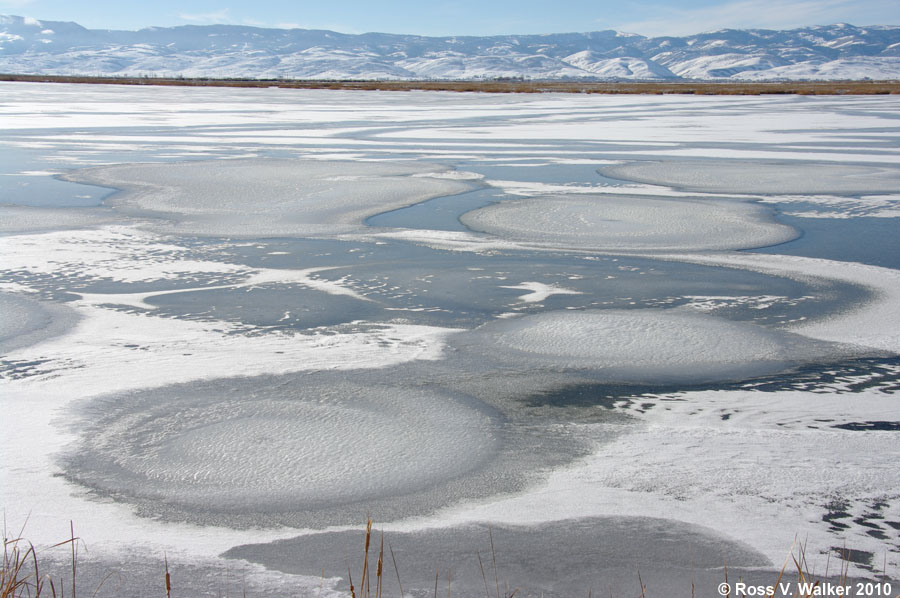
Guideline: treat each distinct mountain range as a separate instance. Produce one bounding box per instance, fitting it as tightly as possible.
[1,15,899,81]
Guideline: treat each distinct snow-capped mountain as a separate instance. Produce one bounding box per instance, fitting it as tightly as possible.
[1,16,898,80]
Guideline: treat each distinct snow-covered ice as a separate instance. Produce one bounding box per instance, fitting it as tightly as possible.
[460,309,837,382]
[461,193,797,252]
[601,160,900,195]
[2,83,900,596]
[63,379,497,516]
[66,159,478,237]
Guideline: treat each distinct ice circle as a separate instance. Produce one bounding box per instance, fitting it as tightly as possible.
[471,310,803,382]
[460,194,796,252]
[65,379,497,513]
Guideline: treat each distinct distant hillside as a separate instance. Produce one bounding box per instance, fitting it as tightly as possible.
[1,16,898,81]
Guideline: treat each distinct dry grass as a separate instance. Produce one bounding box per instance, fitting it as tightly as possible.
[347,519,519,598]
[2,520,895,598]
[1,74,899,95]
[2,522,79,598]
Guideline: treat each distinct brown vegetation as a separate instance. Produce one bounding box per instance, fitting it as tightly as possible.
[1,73,899,95]
[3,519,891,598]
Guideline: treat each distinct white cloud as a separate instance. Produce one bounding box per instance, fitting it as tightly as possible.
[178,8,232,25]
[612,0,893,37]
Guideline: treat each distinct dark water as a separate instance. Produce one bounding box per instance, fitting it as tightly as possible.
[753,214,900,269]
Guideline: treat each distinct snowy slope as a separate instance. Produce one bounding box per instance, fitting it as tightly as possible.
[1,16,898,80]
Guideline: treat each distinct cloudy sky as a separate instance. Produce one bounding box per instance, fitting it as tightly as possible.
[1,0,897,36]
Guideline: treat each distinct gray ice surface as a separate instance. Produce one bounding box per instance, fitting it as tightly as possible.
[0,205,123,234]
[460,194,797,252]
[454,308,842,383]
[601,160,900,195]
[61,375,494,520]
[226,516,772,598]
[0,293,78,353]
[59,367,607,529]
[64,159,478,237]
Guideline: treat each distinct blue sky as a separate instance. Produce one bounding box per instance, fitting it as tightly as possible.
[1,0,898,36]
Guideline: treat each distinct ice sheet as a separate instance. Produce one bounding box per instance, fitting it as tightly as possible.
[3,84,900,589]
[601,160,900,195]
[0,205,123,233]
[421,383,900,576]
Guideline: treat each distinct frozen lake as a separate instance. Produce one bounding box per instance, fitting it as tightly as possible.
[1,83,899,597]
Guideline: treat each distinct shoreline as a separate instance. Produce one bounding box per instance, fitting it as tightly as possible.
[2,73,899,94]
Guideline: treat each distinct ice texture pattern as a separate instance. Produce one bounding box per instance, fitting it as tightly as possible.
[461,194,797,251]
[2,84,900,595]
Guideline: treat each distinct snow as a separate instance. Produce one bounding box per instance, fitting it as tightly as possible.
[2,83,900,588]
[428,384,900,574]
[0,18,897,80]
[499,281,582,303]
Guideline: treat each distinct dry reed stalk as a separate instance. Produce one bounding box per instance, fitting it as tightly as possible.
[361,520,372,598]
[388,544,404,598]
[477,552,489,598]
[164,554,171,598]
[376,532,383,598]
[489,529,499,598]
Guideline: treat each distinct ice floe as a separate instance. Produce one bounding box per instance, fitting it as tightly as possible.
[64,159,478,237]
[0,205,123,234]
[460,309,827,382]
[460,194,797,252]
[601,160,900,195]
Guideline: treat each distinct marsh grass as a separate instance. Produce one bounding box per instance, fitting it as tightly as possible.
[2,74,899,95]
[344,519,520,598]
[2,520,894,598]
[2,522,80,598]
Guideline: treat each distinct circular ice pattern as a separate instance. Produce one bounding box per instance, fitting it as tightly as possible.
[461,195,795,252]
[66,379,497,513]
[473,309,804,382]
